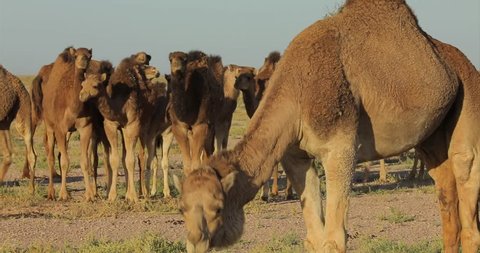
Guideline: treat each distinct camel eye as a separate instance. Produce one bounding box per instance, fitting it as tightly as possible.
[216,208,223,215]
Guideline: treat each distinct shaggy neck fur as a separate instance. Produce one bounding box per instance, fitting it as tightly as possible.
[210,84,299,246]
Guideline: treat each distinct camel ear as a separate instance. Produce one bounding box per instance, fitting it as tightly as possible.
[146,54,151,63]
[221,171,237,193]
[227,65,234,72]
[89,48,93,55]
[69,47,76,56]
[100,73,107,82]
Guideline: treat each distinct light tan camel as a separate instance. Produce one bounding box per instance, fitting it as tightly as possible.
[79,53,169,201]
[214,64,256,152]
[167,51,223,174]
[178,1,480,252]
[40,47,97,201]
[0,65,36,192]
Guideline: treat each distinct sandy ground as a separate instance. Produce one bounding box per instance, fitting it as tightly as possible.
[0,157,443,252]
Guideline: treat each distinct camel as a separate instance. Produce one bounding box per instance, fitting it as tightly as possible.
[178,1,480,252]
[30,61,111,196]
[39,47,97,201]
[0,65,36,192]
[214,64,256,152]
[79,52,170,201]
[167,51,223,174]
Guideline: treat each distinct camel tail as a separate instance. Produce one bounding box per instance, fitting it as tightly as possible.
[30,74,44,126]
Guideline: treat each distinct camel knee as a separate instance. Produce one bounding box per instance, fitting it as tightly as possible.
[450,151,474,184]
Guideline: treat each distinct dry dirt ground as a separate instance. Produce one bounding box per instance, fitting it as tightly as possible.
[0,76,450,252]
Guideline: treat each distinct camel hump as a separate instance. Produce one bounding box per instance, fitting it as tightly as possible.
[0,68,19,121]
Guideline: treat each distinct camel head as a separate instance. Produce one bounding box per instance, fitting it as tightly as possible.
[79,61,112,102]
[169,51,187,76]
[186,51,209,73]
[233,66,256,91]
[140,65,161,81]
[72,47,93,70]
[132,51,151,65]
[256,51,281,81]
[180,155,245,253]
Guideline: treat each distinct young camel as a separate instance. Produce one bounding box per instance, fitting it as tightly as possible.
[167,51,223,174]
[41,47,96,201]
[78,53,163,201]
[0,65,36,192]
[178,1,480,252]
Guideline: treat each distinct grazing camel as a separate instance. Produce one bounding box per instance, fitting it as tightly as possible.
[167,51,223,174]
[79,52,164,201]
[40,47,97,201]
[0,65,36,192]
[214,64,256,151]
[179,1,480,252]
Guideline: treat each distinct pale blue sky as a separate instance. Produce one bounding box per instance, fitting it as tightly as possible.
[0,0,479,75]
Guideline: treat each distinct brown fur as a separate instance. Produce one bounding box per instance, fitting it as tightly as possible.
[179,1,478,252]
[168,50,224,174]
[41,47,95,201]
[79,54,170,201]
[0,65,37,192]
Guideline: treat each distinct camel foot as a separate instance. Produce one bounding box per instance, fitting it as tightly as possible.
[150,187,157,197]
[261,195,269,202]
[58,189,70,201]
[47,187,56,200]
[107,191,118,202]
[125,191,139,203]
[285,194,295,201]
[270,190,279,197]
[162,189,171,199]
[323,240,344,253]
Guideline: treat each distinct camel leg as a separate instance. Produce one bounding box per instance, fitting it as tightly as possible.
[101,136,112,198]
[91,134,99,197]
[285,177,294,200]
[379,159,387,182]
[261,182,270,202]
[45,127,56,200]
[428,160,461,253]
[55,131,70,201]
[78,125,95,201]
[322,140,356,253]
[451,153,480,253]
[271,165,279,196]
[408,153,420,180]
[214,123,225,152]
[123,124,139,202]
[281,147,324,252]
[18,122,36,194]
[104,122,119,201]
[190,123,209,171]
[142,135,156,199]
[160,130,174,198]
[418,157,425,179]
[138,138,147,198]
[171,123,191,174]
[0,130,12,182]
[151,139,160,197]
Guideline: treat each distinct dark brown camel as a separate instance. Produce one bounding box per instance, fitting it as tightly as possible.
[0,65,36,192]
[167,51,223,174]
[79,52,166,201]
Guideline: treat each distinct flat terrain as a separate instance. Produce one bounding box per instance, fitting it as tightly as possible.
[0,76,449,252]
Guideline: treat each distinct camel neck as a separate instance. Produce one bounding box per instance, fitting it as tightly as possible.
[241,89,258,118]
[219,89,298,207]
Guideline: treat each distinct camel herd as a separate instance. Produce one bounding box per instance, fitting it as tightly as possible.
[0,0,479,252]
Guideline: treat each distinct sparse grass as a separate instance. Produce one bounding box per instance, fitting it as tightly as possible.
[250,232,303,253]
[380,207,415,224]
[0,232,185,253]
[358,238,443,253]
